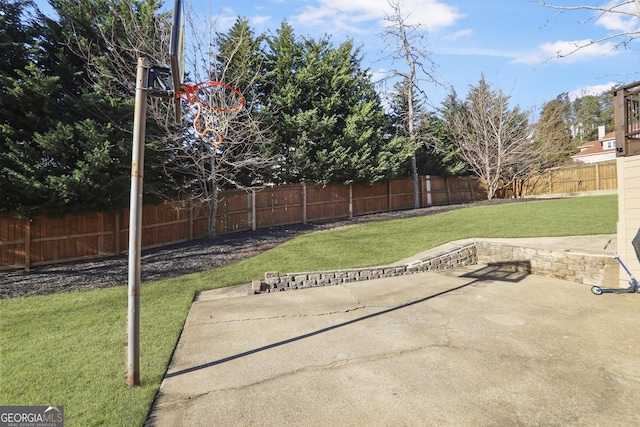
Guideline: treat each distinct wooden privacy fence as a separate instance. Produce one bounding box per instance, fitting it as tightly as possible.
[0,176,482,271]
[519,160,618,196]
[0,160,617,272]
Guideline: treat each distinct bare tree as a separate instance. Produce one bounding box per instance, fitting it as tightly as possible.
[68,2,273,236]
[381,0,439,208]
[448,75,534,199]
[65,1,176,128]
[162,11,273,236]
[534,1,640,58]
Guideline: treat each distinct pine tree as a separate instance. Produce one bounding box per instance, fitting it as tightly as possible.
[262,21,306,182]
[417,113,466,176]
[0,0,39,212]
[1,0,171,214]
[388,79,464,176]
[263,26,400,185]
[535,96,575,167]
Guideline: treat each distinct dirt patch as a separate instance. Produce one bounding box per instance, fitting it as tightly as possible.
[0,200,520,299]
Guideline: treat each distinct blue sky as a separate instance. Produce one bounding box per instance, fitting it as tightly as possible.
[33,0,640,113]
[187,0,640,113]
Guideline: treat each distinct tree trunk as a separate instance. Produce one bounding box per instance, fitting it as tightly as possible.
[411,155,419,208]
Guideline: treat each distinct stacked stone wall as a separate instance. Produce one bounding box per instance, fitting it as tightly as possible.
[252,245,477,293]
[475,241,618,287]
[251,241,619,294]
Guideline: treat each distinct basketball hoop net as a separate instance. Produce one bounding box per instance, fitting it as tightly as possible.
[177,81,245,148]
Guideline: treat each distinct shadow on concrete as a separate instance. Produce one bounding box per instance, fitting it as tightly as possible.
[165,263,530,379]
[462,261,531,283]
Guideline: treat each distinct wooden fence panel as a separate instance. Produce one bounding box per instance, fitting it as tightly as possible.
[426,177,451,206]
[0,214,26,269]
[448,177,475,204]
[306,184,350,222]
[598,162,618,190]
[189,204,210,239]
[522,160,617,196]
[216,191,251,234]
[139,204,190,249]
[28,212,116,266]
[389,179,414,210]
[352,182,389,216]
[255,185,303,228]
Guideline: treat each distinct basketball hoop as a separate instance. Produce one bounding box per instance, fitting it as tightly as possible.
[177,81,245,148]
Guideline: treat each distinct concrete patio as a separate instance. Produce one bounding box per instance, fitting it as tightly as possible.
[145,245,640,426]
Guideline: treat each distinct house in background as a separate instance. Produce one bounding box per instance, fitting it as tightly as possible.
[571,125,617,163]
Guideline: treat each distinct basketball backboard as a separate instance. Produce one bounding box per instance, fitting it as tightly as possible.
[169,0,185,122]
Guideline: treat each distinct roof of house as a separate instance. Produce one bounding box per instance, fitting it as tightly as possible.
[573,131,616,158]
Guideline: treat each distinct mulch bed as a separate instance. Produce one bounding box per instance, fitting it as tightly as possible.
[0,200,520,299]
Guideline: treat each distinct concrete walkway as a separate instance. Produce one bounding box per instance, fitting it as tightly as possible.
[146,237,640,426]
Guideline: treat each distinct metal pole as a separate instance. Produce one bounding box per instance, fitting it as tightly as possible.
[127,57,149,387]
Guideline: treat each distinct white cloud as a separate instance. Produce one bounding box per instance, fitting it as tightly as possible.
[442,28,474,41]
[369,68,388,84]
[569,82,618,100]
[293,0,463,35]
[251,15,271,25]
[434,46,517,59]
[596,1,640,32]
[513,39,621,64]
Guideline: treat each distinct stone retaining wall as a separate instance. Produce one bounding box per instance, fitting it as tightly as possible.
[475,241,618,287]
[252,244,477,294]
[251,240,619,294]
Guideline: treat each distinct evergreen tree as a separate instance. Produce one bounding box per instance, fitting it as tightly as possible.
[263,24,401,185]
[535,96,575,166]
[262,21,307,182]
[416,113,466,176]
[164,16,272,235]
[208,17,271,188]
[212,17,265,103]
[0,0,34,75]
[388,79,464,176]
[569,92,614,142]
[0,0,39,212]
[572,95,603,141]
[0,0,170,214]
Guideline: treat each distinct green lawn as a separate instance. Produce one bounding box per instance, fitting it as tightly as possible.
[0,195,618,426]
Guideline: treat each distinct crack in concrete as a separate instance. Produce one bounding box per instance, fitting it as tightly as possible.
[344,285,362,305]
[187,305,370,327]
[219,346,431,392]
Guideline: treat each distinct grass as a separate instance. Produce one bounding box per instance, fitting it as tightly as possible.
[0,195,617,426]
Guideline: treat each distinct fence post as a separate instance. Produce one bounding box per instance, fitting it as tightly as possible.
[114,211,120,255]
[467,176,475,202]
[388,181,392,212]
[596,163,601,191]
[445,176,452,205]
[425,175,432,207]
[548,170,553,194]
[349,184,353,218]
[24,218,31,272]
[302,183,307,224]
[188,201,194,240]
[251,190,257,231]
